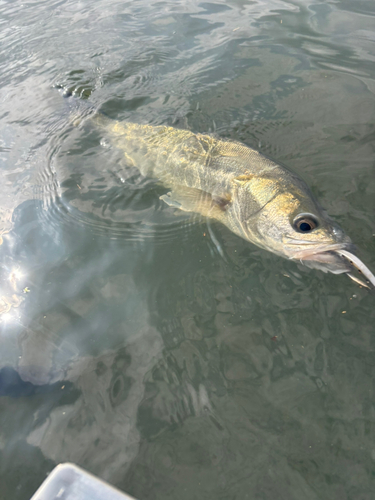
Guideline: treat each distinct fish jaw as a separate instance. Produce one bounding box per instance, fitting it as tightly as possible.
[289,243,375,289]
[292,244,353,274]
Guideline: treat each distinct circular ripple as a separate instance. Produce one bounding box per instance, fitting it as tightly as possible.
[35,115,198,245]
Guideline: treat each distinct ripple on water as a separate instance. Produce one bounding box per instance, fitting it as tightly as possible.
[1,0,375,498]
[35,113,200,245]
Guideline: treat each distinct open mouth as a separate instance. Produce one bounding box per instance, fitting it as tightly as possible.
[292,244,375,289]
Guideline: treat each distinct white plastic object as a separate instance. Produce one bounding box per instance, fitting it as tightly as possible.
[30,463,137,500]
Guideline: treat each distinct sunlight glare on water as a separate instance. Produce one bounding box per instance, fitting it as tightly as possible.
[0,0,375,499]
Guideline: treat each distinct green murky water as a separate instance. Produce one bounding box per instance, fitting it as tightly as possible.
[0,1,375,499]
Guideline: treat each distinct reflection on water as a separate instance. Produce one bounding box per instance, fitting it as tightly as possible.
[1,0,375,499]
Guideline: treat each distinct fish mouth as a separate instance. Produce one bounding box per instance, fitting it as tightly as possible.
[289,243,375,289]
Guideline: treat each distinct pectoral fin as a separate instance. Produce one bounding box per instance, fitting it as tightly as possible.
[160,186,230,218]
[232,174,254,185]
[160,187,213,215]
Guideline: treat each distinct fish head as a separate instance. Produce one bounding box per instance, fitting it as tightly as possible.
[230,173,375,288]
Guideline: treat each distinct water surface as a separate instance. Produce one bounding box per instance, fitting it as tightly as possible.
[0,1,375,499]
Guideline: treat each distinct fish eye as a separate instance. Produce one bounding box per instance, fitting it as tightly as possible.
[293,214,318,233]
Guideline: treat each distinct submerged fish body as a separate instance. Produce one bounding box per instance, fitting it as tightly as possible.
[93,114,375,288]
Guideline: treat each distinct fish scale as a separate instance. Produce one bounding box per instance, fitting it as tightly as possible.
[89,112,375,289]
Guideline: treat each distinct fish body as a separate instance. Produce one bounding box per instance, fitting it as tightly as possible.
[93,114,375,288]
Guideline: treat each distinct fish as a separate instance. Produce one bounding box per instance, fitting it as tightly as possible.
[89,112,375,289]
